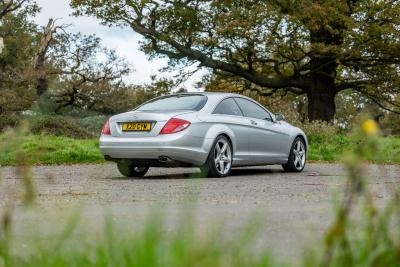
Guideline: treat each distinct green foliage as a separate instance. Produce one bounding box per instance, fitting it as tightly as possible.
[0,114,110,138]
[0,114,21,131]
[27,115,94,139]
[71,0,400,121]
[0,1,40,113]
[45,33,132,113]
[308,134,400,163]
[0,2,39,69]
[74,115,108,135]
[0,1,138,116]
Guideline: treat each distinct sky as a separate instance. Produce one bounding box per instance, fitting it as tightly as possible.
[34,0,205,91]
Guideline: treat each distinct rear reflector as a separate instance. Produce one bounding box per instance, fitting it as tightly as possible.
[160,118,191,135]
[101,120,111,135]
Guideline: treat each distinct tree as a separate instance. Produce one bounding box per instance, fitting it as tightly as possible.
[46,31,131,113]
[33,18,68,99]
[71,0,400,121]
[0,0,39,113]
[27,17,132,113]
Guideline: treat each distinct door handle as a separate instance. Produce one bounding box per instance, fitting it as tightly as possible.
[250,120,258,125]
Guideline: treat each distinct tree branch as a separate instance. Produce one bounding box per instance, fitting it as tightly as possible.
[126,20,307,90]
[338,80,400,114]
[0,0,27,19]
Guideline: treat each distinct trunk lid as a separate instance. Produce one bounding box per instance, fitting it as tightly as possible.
[109,110,193,137]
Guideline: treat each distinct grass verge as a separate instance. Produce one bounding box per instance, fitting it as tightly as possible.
[0,134,104,165]
[0,134,399,166]
[308,134,400,163]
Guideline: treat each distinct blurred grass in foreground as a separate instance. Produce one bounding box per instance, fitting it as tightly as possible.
[1,119,400,266]
[1,214,281,267]
[0,133,399,165]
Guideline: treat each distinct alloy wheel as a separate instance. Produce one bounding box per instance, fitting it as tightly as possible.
[213,139,232,175]
[293,140,306,170]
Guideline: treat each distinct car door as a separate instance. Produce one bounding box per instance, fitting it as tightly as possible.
[234,97,291,164]
[209,97,251,166]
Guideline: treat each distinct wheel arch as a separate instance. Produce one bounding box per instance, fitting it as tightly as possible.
[285,132,308,160]
[203,124,236,157]
[218,133,233,150]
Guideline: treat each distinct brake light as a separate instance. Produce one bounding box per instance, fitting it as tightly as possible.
[160,118,191,134]
[101,120,111,135]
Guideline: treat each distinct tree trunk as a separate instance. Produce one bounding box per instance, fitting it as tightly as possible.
[33,19,58,112]
[305,28,342,122]
[34,19,56,97]
[307,89,336,122]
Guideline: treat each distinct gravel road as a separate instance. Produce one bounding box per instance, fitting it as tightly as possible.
[1,163,399,260]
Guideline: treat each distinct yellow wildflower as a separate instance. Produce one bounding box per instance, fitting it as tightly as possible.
[362,119,379,135]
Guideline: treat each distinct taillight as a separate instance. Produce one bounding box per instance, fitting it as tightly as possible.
[160,118,191,135]
[101,120,111,135]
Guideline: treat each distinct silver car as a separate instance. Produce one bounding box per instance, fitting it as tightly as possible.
[100,93,307,178]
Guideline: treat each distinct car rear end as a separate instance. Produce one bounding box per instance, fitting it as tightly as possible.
[99,94,210,167]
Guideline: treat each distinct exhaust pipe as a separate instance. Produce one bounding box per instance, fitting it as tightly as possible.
[158,156,172,163]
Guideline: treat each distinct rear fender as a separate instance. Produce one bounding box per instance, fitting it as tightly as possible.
[203,124,236,156]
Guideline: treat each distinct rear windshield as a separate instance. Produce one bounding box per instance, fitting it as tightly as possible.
[137,95,207,111]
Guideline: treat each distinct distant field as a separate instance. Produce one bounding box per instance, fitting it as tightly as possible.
[0,134,399,165]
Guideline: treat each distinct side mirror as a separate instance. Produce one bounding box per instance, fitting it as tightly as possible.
[275,113,285,122]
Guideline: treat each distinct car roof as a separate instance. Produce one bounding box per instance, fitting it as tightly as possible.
[170,92,245,99]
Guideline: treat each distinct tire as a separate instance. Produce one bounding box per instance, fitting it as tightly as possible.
[201,135,233,178]
[282,137,306,172]
[117,160,149,177]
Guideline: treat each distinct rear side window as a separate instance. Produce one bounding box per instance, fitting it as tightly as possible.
[234,98,272,121]
[213,98,243,116]
[137,95,207,111]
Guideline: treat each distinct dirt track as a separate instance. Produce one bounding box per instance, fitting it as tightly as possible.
[1,163,399,259]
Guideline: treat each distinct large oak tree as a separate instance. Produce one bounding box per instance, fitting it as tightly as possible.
[70,0,400,121]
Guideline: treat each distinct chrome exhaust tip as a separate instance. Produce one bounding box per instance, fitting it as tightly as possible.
[158,156,172,163]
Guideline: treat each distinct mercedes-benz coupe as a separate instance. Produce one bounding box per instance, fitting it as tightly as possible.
[99,93,307,178]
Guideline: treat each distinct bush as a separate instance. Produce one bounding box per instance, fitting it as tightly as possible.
[28,115,94,139]
[1,114,108,139]
[0,114,21,132]
[292,120,340,136]
[75,115,108,136]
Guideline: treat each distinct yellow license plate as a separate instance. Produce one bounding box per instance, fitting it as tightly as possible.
[122,122,152,132]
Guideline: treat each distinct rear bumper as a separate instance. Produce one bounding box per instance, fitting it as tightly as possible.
[99,133,211,166]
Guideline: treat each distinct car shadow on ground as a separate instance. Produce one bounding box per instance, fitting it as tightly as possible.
[107,167,285,180]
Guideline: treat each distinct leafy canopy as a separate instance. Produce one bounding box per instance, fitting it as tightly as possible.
[71,0,400,120]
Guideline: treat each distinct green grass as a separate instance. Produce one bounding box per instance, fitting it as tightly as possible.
[0,134,104,165]
[0,134,399,166]
[308,134,400,163]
